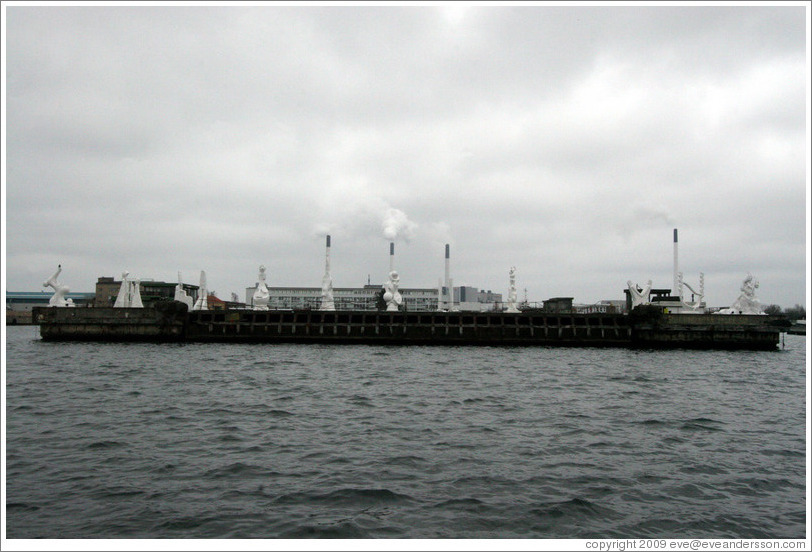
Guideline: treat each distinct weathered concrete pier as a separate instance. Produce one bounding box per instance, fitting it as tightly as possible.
[33,303,789,350]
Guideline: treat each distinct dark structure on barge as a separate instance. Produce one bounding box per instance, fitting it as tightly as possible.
[33,303,790,350]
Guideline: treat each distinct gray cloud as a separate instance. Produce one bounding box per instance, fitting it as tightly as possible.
[4,3,808,309]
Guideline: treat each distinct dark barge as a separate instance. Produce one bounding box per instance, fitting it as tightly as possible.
[33,303,789,350]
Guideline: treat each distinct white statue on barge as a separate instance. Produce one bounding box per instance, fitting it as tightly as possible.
[43,265,75,307]
[174,272,194,310]
[627,280,653,309]
[383,271,403,311]
[321,274,335,311]
[506,267,520,313]
[193,270,209,311]
[678,272,705,312]
[114,271,130,308]
[130,278,144,308]
[320,235,335,311]
[253,265,270,311]
[715,273,765,315]
[113,271,144,308]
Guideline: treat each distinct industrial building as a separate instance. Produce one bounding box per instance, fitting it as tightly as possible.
[243,282,505,312]
[454,286,503,311]
[6,291,95,324]
[94,277,200,308]
[244,283,437,311]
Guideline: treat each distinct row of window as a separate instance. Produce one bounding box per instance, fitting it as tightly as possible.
[193,312,624,327]
[264,298,439,310]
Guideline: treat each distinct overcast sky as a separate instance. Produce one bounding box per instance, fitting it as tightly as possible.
[3,2,809,309]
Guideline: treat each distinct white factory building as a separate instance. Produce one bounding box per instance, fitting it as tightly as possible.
[244,283,503,312]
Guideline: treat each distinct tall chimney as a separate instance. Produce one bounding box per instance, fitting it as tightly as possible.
[444,244,451,310]
[444,244,450,287]
[673,228,679,297]
[325,234,331,272]
[444,243,457,311]
[389,241,395,273]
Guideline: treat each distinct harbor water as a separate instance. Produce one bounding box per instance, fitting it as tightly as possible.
[4,326,807,539]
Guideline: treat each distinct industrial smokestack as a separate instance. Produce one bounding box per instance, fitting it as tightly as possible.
[673,228,679,297]
[444,244,450,284]
[444,244,451,310]
[389,241,395,273]
[325,234,331,272]
[443,243,456,311]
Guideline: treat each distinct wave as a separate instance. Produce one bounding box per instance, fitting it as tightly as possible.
[348,395,375,407]
[678,464,729,475]
[686,417,724,424]
[273,487,414,507]
[530,497,620,521]
[203,462,281,479]
[89,486,146,499]
[381,455,428,468]
[279,520,368,538]
[625,513,786,539]
[6,502,40,512]
[431,497,490,512]
[635,419,669,426]
[680,418,725,432]
[727,476,799,496]
[761,448,804,458]
[156,515,211,532]
[86,440,125,449]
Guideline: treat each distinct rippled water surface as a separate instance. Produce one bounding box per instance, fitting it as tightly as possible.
[5,326,807,539]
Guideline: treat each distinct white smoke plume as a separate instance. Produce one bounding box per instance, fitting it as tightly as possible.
[613,205,677,240]
[311,197,417,242]
[312,223,332,238]
[382,207,417,242]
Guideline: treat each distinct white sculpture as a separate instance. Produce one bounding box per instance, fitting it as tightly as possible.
[320,236,335,311]
[383,270,403,311]
[192,270,209,311]
[43,265,74,307]
[114,271,131,308]
[253,265,270,311]
[716,273,765,315]
[113,271,144,308]
[130,279,144,308]
[437,280,457,312]
[678,272,705,312]
[627,280,653,309]
[174,271,194,310]
[321,275,335,311]
[506,267,520,313]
